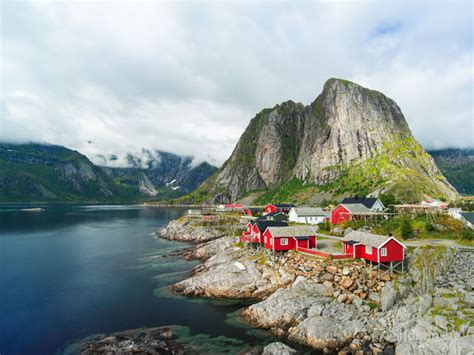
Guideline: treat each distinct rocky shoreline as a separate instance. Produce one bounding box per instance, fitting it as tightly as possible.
[70,326,186,354]
[79,217,473,354]
[159,217,474,354]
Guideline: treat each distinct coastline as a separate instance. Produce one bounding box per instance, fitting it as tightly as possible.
[73,211,474,354]
[156,214,474,354]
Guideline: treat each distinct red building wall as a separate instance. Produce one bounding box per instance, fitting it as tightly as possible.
[265,205,292,214]
[379,239,405,262]
[331,205,352,225]
[343,243,354,255]
[252,224,265,243]
[246,222,253,233]
[263,230,317,251]
[354,244,379,262]
[265,205,278,213]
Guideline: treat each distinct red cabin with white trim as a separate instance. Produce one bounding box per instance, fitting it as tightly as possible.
[331,203,371,225]
[263,226,317,251]
[342,231,406,263]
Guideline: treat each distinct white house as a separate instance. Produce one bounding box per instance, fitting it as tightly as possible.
[447,208,463,219]
[288,207,329,225]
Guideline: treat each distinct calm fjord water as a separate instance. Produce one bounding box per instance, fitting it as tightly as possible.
[0,205,274,354]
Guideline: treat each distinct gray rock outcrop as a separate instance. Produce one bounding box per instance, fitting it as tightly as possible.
[262,342,296,355]
[159,219,226,242]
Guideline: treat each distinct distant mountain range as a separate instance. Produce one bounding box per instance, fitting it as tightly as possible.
[0,143,216,203]
[428,148,474,195]
[100,149,217,198]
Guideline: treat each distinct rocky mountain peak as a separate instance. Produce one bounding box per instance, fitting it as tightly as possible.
[191,79,458,204]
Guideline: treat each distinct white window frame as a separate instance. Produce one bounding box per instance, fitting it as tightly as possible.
[366,245,372,254]
[270,238,273,246]
[264,236,267,243]
[281,238,288,246]
[381,248,387,257]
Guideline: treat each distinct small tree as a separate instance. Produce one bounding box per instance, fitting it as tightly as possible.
[462,229,473,241]
[379,193,398,211]
[425,222,435,233]
[319,221,332,232]
[401,219,413,239]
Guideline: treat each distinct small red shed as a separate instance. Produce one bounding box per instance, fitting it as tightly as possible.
[263,226,317,251]
[331,203,371,224]
[242,207,261,216]
[341,231,406,263]
[264,204,296,214]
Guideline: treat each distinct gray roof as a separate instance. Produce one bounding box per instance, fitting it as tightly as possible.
[266,226,317,238]
[342,197,382,209]
[291,207,329,217]
[342,203,371,213]
[342,230,395,248]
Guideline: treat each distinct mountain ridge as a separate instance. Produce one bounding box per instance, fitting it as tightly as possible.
[180,78,458,204]
[0,143,216,203]
[428,148,474,195]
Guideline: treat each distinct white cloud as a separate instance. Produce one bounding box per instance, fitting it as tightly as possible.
[1,0,472,167]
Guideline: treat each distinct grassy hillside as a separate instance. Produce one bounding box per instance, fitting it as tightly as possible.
[428,148,474,195]
[0,143,140,203]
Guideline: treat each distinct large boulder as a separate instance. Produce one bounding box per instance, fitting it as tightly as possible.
[262,342,296,355]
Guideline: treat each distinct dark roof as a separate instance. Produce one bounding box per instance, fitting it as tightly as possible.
[343,240,358,245]
[255,221,288,231]
[271,204,297,208]
[462,212,474,224]
[341,198,379,209]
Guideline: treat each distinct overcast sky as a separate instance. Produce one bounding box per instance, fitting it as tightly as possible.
[1,0,473,167]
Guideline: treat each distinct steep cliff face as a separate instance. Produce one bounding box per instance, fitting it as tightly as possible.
[198,79,458,203]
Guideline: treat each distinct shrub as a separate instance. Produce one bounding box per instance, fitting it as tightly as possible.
[425,222,436,233]
[461,229,473,240]
[401,219,413,239]
[319,221,332,232]
[379,193,398,209]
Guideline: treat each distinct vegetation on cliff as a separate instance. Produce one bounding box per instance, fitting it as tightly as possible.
[428,148,474,195]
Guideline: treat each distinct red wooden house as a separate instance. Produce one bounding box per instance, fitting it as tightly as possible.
[341,231,406,263]
[242,207,261,216]
[263,226,317,251]
[241,220,288,243]
[264,204,296,214]
[331,203,371,224]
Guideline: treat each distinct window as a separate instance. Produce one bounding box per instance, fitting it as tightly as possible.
[366,245,372,254]
[281,238,288,246]
[270,238,273,245]
[264,236,267,243]
[381,248,387,257]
